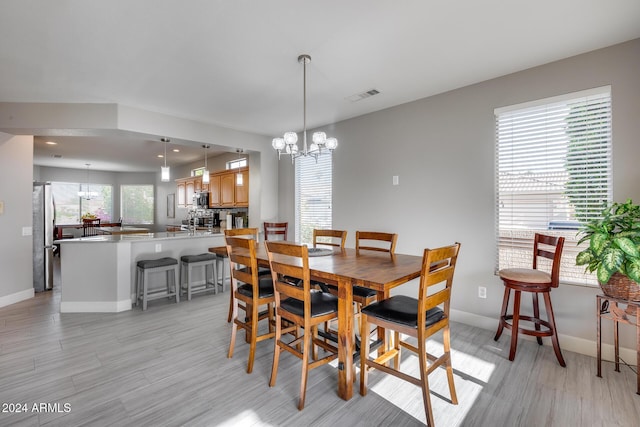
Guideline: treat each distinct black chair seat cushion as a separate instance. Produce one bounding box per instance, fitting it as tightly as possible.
[361,295,445,328]
[281,292,338,317]
[238,276,274,298]
[326,284,377,299]
[181,253,216,263]
[137,257,178,269]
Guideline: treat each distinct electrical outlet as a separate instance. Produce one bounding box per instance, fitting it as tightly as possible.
[155,243,162,253]
[478,286,487,299]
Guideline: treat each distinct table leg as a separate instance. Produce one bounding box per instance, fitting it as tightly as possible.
[597,295,602,378]
[614,302,620,372]
[337,277,354,400]
[636,305,640,395]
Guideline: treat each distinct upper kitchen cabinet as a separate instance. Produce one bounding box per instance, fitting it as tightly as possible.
[176,176,199,207]
[209,167,249,207]
[219,172,235,206]
[234,169,249,207]
[178,167,248,208]
[208,174,220,207]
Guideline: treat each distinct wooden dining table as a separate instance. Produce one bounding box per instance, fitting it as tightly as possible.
[211,242,424,401]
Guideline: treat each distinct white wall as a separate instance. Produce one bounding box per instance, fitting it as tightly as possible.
[0,133,34,306]
[279,39,640,355]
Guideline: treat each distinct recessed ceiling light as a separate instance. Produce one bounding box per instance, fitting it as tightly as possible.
[45,141,57,145]
[172,148,180,153]
[157,154,164,158]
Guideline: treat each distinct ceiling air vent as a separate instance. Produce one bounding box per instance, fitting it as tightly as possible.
[346,89,380,103]
[53,154,63,158]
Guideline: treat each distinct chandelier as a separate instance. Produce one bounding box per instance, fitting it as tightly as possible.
[272,54,338,163]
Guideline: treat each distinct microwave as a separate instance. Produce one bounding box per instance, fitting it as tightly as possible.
[194,192,209,208]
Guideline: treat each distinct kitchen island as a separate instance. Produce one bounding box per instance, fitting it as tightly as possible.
[56,231,225,313]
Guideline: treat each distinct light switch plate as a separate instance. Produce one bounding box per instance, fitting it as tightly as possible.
[155,243,162,252]
[392,175,399,186]
[22,226,32,236]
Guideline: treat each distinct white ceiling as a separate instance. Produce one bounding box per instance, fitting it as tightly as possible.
[1,1,639,171]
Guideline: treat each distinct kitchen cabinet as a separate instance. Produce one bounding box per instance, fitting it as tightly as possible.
[220,172,235,206]
[185,180,195,206]
[177,168,249,208]
[235,169,249,207]
[177,181,186,207]
[208,174,221,207]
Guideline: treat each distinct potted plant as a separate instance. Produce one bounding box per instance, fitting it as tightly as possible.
[576,199,640,301]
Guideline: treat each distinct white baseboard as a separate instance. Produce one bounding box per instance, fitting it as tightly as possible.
[0,288,35,308]
[450,308,637,363]
[60,299,132,313]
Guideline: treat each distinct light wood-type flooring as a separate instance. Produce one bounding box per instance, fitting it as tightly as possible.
[0,259,638,426]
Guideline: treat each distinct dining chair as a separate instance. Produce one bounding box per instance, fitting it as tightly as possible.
[326,231,398,333]
[82,218,101,237]
[360,243,461,427]
[265,240,339,410]
[263,222,288,241]
[494,233,566,366]
[221,228,270,323]
[313,229,347,249]
[226,234,275,374]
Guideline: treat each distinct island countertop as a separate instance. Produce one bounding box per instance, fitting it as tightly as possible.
[55,230,224,243]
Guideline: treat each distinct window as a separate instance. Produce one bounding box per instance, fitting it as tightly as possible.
[495,86,612,286]
[121,185,154,224]
[295,154,332,244]
[227,158,247,170]
[51,182,113,224]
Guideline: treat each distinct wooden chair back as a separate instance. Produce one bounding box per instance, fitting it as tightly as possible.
[533,233,565,288]
[82,218,101,236]
[313,229,347,249]
[418,243,461,333]
[356,231,397,253]
[265,241,310,322]
[263,222,288,241]
[225,235,261,292]
[225,227,260,239]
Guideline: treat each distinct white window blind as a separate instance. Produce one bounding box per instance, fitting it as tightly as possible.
[295,153,333,244]
[495,87,612,286]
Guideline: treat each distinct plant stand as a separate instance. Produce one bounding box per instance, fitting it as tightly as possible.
[596,294,640,395]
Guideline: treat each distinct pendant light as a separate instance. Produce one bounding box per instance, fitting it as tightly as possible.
[202,144,210,184]
[236,149,244,186]
[160,138,170,182]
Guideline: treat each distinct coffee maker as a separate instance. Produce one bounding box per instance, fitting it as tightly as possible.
[212,211,220,227]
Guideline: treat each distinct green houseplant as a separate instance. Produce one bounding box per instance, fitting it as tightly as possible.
[576,199,640,300]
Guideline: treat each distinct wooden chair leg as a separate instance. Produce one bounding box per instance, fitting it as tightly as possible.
[359,314,370,397]
[543,292,566,367]
[298,328,311,410]
[418,335,435,427]
[509,290,521,361]
[245,303,258,373]
[494,286,511,341]
[532,292,543,345]
[443,325,458,405]
[269,315,282,387]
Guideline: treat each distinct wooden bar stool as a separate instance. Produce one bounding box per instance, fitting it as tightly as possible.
[180,253,218,300]
[135,257,179,310]
[494,233,566,366]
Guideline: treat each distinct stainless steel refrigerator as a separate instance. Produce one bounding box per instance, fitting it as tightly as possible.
[33,182,55,292]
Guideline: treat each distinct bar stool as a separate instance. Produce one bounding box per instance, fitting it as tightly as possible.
[494,233,566,366]
[135,257,179,310]
[180,253,219,300]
